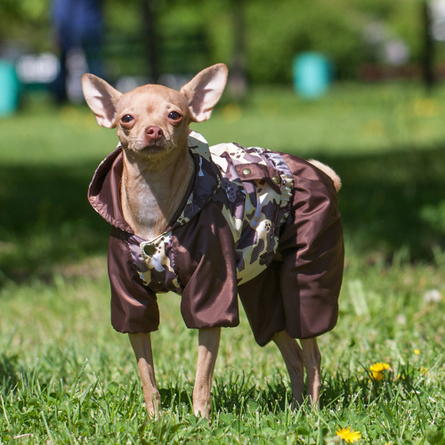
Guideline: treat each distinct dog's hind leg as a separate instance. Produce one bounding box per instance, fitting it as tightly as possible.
[300,337,321,408]
[193,327,221,418]
[273,332,321,407]
[129,332,161,417]
[272,330,305,405]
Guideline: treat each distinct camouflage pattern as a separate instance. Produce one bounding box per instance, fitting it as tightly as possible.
[127,131,294,293]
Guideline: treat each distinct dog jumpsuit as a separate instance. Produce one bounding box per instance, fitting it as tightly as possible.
[88,131,344,346]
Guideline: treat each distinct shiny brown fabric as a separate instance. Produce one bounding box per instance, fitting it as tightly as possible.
[173,200,240,329]
[108,227,160,333]
[89,146,343,344]
[238,154,344,345]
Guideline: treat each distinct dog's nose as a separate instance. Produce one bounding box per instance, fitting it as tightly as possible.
[145,126,163,141]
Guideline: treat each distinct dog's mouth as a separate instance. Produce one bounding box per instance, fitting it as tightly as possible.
[141,143,166,152]
[131,138,175,154]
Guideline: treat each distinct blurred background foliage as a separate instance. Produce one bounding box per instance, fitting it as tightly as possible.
[1,0,445,284]
[0,0,440,84]
[2,5,445,442]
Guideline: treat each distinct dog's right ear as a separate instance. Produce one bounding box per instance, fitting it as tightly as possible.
[81,74,122,128]
[180,63,228,123]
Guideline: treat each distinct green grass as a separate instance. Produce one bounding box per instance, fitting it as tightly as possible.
[1,82,445,443]
[1,251,445,443]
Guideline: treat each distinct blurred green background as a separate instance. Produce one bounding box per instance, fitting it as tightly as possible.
[1,0,445,281]
[2,0,445,83]
[2,2,445,442]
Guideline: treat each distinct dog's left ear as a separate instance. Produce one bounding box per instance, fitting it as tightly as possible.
[82,74,122,128]
[180,63,228,123]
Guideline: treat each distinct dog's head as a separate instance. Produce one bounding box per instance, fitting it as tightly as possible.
[82,64,228,159]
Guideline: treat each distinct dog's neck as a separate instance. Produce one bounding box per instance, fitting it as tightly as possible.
[121,145,195,240]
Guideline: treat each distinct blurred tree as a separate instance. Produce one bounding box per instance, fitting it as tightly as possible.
[0,0,440,85]
[0,0,51,53]
[244,0,367,82]
[142,0,160,82]
[227,0,247,98]
[422,0,436,91]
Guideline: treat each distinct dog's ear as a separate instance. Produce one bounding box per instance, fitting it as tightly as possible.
[81,74,122,128]
[180,63,228,123]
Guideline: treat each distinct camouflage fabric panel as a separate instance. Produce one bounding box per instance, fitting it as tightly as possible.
[138,233,182,293]
[210,142,293,284]
[131,132,294,292]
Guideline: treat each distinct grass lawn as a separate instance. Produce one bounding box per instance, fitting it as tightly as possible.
[1,81,445,443]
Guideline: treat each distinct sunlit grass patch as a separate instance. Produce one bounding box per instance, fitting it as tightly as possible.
[1,82,445,442]
[0,249,445,442]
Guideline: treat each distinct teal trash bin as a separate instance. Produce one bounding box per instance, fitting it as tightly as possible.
[0,60,19,117]
[293,53,331,99]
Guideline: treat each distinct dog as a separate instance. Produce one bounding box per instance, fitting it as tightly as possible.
[82,63,344,418]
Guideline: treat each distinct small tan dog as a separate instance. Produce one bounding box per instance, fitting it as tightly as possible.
[82,64,343,418]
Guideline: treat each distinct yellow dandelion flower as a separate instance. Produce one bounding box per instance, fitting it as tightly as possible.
[336,426,362,443]
[420,367,428,375]
[369,363,390,381]
[414,349,420,355]
[370,363,390,372]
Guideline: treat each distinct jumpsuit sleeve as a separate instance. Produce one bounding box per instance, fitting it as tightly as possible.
[108,227,160,334]
[172,201,240,329]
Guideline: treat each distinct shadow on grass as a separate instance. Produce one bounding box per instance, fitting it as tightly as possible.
[321,362,428,411]
[0,144,444,286]
[315,144,445,260]
[0,160,109,284]
[0,352,20,393]
[210,364,427,414]
[161,374,292,414]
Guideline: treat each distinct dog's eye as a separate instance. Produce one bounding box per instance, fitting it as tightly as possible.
[168,111,182,121]
[121,115,134,124]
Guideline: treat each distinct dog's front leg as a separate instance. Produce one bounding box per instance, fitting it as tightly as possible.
[129,332,161,416]
[193,327,221,418]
